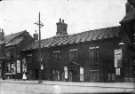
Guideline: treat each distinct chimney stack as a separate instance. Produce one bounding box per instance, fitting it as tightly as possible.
[56,18,68,36]
[33,30,38,41]
[0,28,4,41]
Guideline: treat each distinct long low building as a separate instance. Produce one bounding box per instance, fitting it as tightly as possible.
[1,0,135,82]
[22,18,134,82]
[21,0,135,82]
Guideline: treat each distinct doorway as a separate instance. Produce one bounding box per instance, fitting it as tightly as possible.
[87,70,100,82]
[68,62,80,82]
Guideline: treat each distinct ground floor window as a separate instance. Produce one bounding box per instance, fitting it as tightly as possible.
[22,58,27,72]
[16,60,21,73]
[86,69,100,82]
[80,67,84,81]
[114,49,122,75]
[52,69,61,81]
[61,71,72,81]
[11,63,16,74]
[115,68,120,76]
[107,73,115,81]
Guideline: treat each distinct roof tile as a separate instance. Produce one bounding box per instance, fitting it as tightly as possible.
[24,26,120,50]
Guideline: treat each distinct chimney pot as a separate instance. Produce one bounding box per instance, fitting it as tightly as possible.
[56,19,68,36]
[59,18,61,22]
[62,19,64,23]
[33,31,38,41]
[0,28,4,41]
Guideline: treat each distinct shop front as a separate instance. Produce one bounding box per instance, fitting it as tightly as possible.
[1,56,23,79]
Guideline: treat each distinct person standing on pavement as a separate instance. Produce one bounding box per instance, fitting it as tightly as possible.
[22,71,27,80]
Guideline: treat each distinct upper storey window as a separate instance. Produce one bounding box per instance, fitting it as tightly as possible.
[89,46,100,65]
[69,48,78,63]
[52,50,61,61]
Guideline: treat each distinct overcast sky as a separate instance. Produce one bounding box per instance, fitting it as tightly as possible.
[0,0,126,39]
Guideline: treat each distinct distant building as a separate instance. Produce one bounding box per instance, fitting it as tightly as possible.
[0,30,33,79]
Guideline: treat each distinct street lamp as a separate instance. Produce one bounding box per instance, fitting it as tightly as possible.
[34,12,44,83]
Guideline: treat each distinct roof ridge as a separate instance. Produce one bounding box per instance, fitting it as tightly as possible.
[5,30,26,37]
[39,26,120,42]
[68,25,120,36]
[4,30,27,44]
[24,26,120,51]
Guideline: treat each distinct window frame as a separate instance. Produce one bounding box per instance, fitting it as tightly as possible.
[52,50,61,62]
[69,48,78,62]
[88,46,100,65]
[87,69,100,81]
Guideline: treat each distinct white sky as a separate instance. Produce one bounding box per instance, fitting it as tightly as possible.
[0,0,127,39]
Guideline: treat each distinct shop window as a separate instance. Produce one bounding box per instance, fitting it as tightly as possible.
[80,67,84,81]
[89,46,99,65]
[115,68,120,76]
[22,58,27,72]
[52,69,60,81]
[69,48,78,62]
[7,63,11,72]
[108,73,115,81]
[16,60,21,73]
[11,63,16,74]
[64,66,68,80]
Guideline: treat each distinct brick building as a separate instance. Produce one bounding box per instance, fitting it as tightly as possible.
[22,0,135,82]
[0,30,33,79]
[0,0,134,81]
[22,19,134,82]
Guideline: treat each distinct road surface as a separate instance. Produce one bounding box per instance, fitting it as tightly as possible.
[0,80,134,94]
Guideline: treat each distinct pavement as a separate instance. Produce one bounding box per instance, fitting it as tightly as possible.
[0,79,135,94]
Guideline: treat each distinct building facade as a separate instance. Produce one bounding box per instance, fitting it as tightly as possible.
[0,30,33,79]
[1,0,134,82]
[22,18,134,82]
[22,1,135,82]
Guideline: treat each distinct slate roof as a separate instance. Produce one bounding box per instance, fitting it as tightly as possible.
[24,26,120,51]
[0,31,26,47]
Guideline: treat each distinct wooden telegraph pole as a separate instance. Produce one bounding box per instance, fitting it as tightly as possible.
[34,12,44,83]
